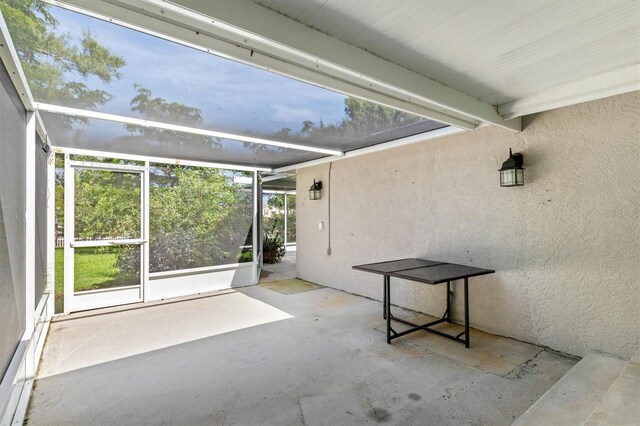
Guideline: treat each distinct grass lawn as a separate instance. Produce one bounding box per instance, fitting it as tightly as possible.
[55,247,139,313]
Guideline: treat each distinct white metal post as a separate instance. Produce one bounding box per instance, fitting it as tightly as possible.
[142,161,150,301]
[251,171,259,284]
[63,153,74,314]
[24,113,35,334]
[284,193,288,246]
[24,112,36,388]
[46,150,55,315]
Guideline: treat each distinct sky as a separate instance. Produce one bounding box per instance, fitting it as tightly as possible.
[46,4,349,137]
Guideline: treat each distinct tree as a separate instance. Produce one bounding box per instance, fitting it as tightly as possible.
[142,165,253,273]
[0,0,125,109]
[124,85,219,148]
[272,97,422,143]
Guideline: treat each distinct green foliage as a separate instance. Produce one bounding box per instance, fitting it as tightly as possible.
[54,247,136,313]
[144,165,253,272]
[275,97,422,142]
[125,85,220,148]
[74,168,141,239]
[286,194,296,243]
[0,0,125,109]
[262,224,285,264]
[263,193,295,245]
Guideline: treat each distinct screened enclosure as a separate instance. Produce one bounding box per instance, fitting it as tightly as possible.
[0,0,451,313]
[263,192,296,247]
[5,0,449,169]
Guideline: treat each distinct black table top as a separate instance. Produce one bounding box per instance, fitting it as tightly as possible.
[352,258,444,275]
[388,263,495,284]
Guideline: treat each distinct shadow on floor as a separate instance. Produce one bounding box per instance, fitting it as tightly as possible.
[27,284,577,425]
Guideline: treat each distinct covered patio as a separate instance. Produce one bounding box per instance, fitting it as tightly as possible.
[1,0,638,425]
[28,285,576,425]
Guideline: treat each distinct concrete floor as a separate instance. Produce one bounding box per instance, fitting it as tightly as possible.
[260,252,296,282]
[28,284,577,425]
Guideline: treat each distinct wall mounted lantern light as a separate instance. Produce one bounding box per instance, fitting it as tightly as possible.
[309,179,323,200]
[499,148,524,187]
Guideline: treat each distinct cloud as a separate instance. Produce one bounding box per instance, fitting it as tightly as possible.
[271,105,318,125]
[45,4,348,135]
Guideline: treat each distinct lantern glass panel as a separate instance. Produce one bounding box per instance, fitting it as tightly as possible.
[500,169,515,186]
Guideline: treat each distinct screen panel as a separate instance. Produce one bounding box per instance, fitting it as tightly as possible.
[40,112,324,168]
[149,164,253,273]
[0,59,27,377]
[4,1,449,167]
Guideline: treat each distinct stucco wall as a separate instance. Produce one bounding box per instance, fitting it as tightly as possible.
[296,92,640,358]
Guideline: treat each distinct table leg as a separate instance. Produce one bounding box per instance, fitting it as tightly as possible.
[446,281,452,323]
[383,275,388,319]
[464,278,470,348]
[386,277,391,344]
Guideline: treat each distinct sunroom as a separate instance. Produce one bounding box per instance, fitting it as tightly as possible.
[1,0,638,425]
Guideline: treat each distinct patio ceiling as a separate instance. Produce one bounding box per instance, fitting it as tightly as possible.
[2,0,638,171]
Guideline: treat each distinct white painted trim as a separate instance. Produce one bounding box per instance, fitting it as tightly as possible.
[46,152,55,316]
[142,161,150,302]
[274,126,466,172]
[149,261,253,279]
[71,284,140,296]
[263,190,296,195]
[498,64,640,119]
[68,160,146,172]
[35,102,344,156]
[252,171,260,284]
[34,113,48,147]
[53,146,271,172]
[284,193,288,246]
[261,173,294,183]
[63,154,74,314]
[147,266,255,300]
[0,292,53,426]
[0,340,26,425]
[65,161,145,312]
[70,239,145,248]
[24,114,36,338]
[0,12,34,111]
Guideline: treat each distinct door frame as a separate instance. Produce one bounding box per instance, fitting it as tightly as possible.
[63,155,149,313]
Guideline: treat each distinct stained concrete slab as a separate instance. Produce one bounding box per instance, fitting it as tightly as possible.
[585,350,640,425]
[513,352,627,426]
[27,285,576,425]
[260,278,323,294]
[375,312,543,376]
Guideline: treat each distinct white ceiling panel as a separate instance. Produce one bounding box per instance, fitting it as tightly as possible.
[255,0,640,108]
[256,0,326,22]
[300,0,403,42]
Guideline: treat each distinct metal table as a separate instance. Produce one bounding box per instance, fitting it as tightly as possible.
[353,258,494,348]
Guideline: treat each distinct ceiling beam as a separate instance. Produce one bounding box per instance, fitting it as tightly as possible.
[47,0,520,132]
[498,64,640,119]
[274,126,466,173]
[156,0,521,131]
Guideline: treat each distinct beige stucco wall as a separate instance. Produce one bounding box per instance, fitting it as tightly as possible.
[295,91,640,358]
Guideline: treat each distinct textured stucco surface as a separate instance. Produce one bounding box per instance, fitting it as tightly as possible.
[296,92,640,358]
